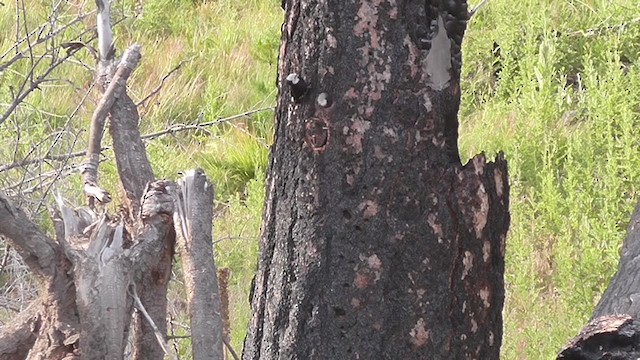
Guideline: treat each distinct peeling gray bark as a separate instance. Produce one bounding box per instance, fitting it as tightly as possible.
[244,1,508,359]
[0,36,175,358]
[0,301,41,359]
[173,170,224,360]
[0,193,57,280]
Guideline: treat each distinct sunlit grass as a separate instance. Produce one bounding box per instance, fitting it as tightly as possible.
[3,0,640,358]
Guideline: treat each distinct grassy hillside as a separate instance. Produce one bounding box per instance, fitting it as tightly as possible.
[1,0,640,358]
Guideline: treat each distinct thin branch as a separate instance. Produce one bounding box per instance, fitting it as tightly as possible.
[566,16,640,37]
[223,338,240,360]
[0,107,274,173]
[469,0,488,18]
[130,284,178,360]
[136,59,189,108]
[0,44,87,126]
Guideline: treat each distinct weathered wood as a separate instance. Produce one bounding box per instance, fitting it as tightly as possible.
[173,169,224,360]
[0,300,41,359]
[72,217,132,360]
[558,315,640,360]
[83,44,142,206]
[244,1,509,359]
[129,181,176,360]
[0,193,57,280]
[107,46,154,215]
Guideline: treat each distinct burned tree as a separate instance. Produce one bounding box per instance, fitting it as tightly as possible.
[0,1,224,359]
[558,204,640,359]
[244,0,509,359]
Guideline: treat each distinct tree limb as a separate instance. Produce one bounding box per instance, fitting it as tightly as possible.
[83,44,143,206]
[0,193,57,279]
[107,45,154,216]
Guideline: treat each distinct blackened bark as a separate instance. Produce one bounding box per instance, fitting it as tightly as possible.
[244,1,509,359]
[591,202,640,319]
[558,315,640,360]
[557,201,640,358]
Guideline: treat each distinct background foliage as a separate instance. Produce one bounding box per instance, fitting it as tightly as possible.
[1,0,639,358]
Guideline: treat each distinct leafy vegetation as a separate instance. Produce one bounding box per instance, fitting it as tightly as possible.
[1,0,640,358]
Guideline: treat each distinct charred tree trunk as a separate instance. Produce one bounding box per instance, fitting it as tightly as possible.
[244,1,509,359]
[558,202,640,359]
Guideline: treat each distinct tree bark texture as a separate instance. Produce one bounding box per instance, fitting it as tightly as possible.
[591,201,640,319]
[557,199,640,358]
[244,1,509,359]
[557,315,640,360]
[0,43,176,359]
[173,169,224,360]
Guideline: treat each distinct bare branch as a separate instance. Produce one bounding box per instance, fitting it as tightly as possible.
[0,44,86,126]
[136,59,189,109]
[223,338,240,360]
[0,107,274,174]
[83,45,143,206]
[469,0,488,18]
[130,284,178,360]
[0,193,57,279]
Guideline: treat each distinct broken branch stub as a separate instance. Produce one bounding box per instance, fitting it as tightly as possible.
[172,169,224,360]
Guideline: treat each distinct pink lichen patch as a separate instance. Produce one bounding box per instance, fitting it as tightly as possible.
[352,118,371,133]
[351,297,362,309]
[346,174,355,186]
[473,184,489,238]
[479,287,491,308]
[403,35,420,78]
[367,254,382,270]
[427,213,443,242]
[344,87,359,100]
[359,200,379,218]
[471,317,478,333]
[372,321,382,331]
[326,29,337,49]
[354,272,370,289]
[472,155,486,176]
[353,0,380,38]
[346,133,364,153]
[409,318,430,348]
[461,251,473,280]
[388,0,398,19]
[494,168,504,198]
[382,126,398,142]
[483,241,491,262]
[345,118,371,154]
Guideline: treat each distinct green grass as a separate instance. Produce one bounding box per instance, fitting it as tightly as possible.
[461,1,640,358]
[2,0,640,358]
